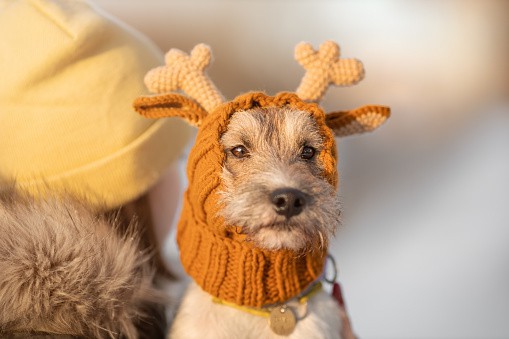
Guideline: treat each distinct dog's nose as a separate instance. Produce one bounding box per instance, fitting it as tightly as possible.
[270,188,307,219]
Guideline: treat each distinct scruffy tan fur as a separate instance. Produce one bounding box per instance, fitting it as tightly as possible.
[219,107,341,251]
[0,188,163,338]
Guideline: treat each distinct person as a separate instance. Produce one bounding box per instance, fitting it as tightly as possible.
[0,0,190,337]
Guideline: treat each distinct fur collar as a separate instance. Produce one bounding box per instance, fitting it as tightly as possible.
[0,188,162,338]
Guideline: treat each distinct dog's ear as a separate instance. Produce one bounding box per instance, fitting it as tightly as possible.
[325,105,390,137]
[133,93,208,127]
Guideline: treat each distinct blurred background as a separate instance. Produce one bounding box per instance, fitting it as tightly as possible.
[95,1,509,338]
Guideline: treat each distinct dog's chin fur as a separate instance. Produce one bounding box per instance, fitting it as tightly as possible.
[252,227,307,251]
[248,227,316,251]
[0,188,163,338]
[170,281,342,339]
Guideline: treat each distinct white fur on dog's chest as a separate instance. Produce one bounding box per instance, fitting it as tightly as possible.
[170,282,342,339]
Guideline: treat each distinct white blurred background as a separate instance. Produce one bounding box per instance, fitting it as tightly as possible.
[96,1,509,338]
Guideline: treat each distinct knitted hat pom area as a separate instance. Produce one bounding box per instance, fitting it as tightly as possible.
[134,41,391,307]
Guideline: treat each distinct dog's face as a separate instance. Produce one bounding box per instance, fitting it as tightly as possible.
[219,107,341,251]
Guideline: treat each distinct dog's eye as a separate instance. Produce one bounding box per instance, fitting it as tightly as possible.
[231,145,250,158]
[300,146,316,160]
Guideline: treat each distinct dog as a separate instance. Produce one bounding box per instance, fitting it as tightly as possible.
[170,106,343,338]
[133,41,389,339]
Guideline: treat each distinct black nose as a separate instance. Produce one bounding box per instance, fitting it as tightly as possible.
[270,188,307,219]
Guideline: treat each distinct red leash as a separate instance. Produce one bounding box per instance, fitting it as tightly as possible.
[332,281,345,307]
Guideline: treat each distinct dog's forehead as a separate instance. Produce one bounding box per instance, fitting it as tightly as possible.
[221,107,323,147]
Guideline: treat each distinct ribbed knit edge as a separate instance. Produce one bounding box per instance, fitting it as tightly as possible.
[178,206,327,308]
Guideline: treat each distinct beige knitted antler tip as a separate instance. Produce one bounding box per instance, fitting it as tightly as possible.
[320,40,338,48]
[190,43,212,70]
[144,66,174,94]
[295,42,316,66]
[332,58,365,86]
[295,41,313,53]
[318,40,340,61]
[164,47,189,64]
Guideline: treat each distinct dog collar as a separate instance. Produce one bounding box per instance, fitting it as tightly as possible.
[211,280,323,315]
[212,281,323,336]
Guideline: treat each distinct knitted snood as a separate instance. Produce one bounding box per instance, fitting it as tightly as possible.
[177,92,338,308]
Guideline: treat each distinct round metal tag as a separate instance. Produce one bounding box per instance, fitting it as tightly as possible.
[268,305,296,336]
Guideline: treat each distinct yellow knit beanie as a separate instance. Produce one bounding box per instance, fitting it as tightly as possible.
[0,0,190,211]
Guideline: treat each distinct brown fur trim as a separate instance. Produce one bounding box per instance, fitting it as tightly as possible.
[0,188,164,338]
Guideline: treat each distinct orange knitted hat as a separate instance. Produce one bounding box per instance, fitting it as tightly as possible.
[134,42,390,307]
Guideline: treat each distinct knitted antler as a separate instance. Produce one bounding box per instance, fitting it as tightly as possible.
[295,41,364,102]
[134,41,390,133]
[144,44,224,112]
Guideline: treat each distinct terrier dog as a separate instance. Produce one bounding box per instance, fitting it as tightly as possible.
[171,107,344,338]
[134,42,389,339]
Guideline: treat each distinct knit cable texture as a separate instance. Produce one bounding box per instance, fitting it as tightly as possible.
[176,92,337,308]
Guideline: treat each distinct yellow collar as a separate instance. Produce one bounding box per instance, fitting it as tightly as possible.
[212,281,323,318]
